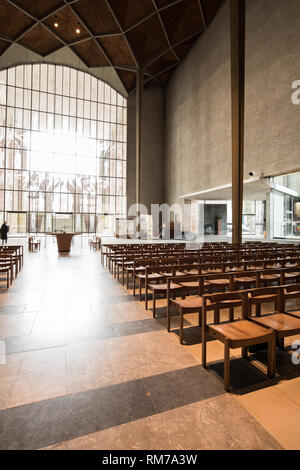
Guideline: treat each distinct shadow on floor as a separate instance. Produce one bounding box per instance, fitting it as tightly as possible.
[208,358,279,394]
[208,349,300,395]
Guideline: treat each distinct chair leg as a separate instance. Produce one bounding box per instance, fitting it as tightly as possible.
[198,309,201,327]
[145,286,149,310]
[242,347,248,359]
[167,301,171,332]
[278,337,284,351]
[133,275,136,296]
[139,279,142,301]
[202,331,207,368]
[229,307,234,322]
[153,291,156,318]
[268,334,276,378]
[224,342,230,392]
[179,308,184,345]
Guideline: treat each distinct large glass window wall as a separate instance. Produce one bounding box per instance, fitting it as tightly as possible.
[0,64,127,235]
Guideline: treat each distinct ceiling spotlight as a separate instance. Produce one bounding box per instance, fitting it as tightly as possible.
[76,27,80,34]
[54,21,59,28]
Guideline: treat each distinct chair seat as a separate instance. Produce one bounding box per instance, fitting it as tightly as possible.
[181,269,199,274]
[206,279,230,286]
[149,282,182,291]
[137,272,164,280]
[161,271,186,277]
[179,281,199,288]
[286,309,300,319]
[171,296,208,310]
[284,272,300,279]
[226,267,243,272]
[251,313,300,334]
[235,277,256,283]
[203,269,223,274]
[250,294,278,303]
[127,266,145,272]
[218,299,242,307]
[209,320,272,348]
[285,290,300,298]
[260,274,280,280]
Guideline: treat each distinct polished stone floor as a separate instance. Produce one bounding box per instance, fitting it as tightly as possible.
[0,238,299,449]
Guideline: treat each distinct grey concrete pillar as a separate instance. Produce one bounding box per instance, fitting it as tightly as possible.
[266,191,274,240]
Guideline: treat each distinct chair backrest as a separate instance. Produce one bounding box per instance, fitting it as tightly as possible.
[282,283,300,311]
[177,263,201,274]
[244,286,281,317]
[201,262,225,273]
[133,258,158,269]
[202,291,244,325]
[248,286,281,299]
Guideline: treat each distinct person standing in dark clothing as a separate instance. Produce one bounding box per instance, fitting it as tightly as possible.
[0,221,9,244]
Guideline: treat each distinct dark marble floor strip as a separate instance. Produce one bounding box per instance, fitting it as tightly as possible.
[0,365,225,450]
[4,318,167,355]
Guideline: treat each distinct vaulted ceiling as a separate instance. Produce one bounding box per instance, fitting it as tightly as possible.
[0,0,223,93]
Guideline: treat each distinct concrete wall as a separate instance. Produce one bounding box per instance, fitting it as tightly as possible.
[165,0,300,205]
[244,0,300,179]
[127,87,165,212]
[165,0,231,205]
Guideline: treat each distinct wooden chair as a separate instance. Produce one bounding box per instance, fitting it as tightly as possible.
[0,264,11,288]
[145,265,184,316]
[167,275,211,344]
[202,291,276,391]
[245,286,300,354]
[281,267,300,284]
[281,283,300,318]
[204,271,234,291]
[257,268,282,287]
[0,253,14,284]
[28,236,40,251]
[245,286,281,317]
[89,237,101,250]
[232,270,258,290]
[167,272,237,345]
[134,260,163,299]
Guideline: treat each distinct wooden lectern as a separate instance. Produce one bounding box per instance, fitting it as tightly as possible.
[48,233,80,253]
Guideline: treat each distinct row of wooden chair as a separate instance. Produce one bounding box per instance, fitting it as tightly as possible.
[164,266,300,344]
[133,258,300,302]
[107,244,300,282]
[103,243,300,391]
[0,245,23,288]
[107,247,300,289]
[103,244,300,268]
[201,284,300,390]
